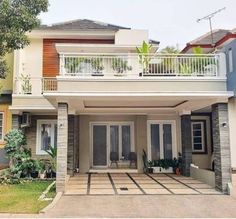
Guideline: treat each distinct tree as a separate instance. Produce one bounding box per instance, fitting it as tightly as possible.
[160,46,180,54]
[0,0,49,78]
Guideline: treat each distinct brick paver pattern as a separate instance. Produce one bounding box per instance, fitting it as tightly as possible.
[65,173,221,195]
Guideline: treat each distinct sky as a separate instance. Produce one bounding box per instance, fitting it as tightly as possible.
[39,0,236,50]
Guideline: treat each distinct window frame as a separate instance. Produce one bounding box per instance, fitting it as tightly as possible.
[90,121,135,168]
[191,120,207,154]
[0,112,4,142]
[36,120,57,155]
[147,120,177,161]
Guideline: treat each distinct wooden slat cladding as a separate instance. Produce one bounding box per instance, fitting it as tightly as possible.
[43,39,114,77]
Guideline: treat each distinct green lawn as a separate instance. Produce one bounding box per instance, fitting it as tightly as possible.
[0,181,56,214]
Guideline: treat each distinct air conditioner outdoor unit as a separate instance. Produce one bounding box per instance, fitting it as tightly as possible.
[20,112,31,128]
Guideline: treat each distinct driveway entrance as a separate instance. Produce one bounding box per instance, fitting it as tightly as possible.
[65,173,221,195]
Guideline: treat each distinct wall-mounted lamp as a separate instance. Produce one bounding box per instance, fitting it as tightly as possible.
[59,123,63,128]
[222,122,227,128]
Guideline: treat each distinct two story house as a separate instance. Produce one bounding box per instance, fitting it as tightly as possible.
[10,19,233,193]
[222,39,236,173]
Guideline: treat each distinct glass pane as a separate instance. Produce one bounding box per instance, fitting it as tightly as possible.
[110,126,119,155]
[122,125,131,160]
[151,124,160,160]
[41,124,52,151]
[163,124,173,159]
[193,123,201,130]
[193,130,202,136]
[93,125,107,166]
[194,143,203,150]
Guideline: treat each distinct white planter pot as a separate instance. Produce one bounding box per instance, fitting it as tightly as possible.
[153,167,173,173]
[39,173,45,179]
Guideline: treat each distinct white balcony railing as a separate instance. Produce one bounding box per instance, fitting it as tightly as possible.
[13,53,226,95]
[59,53,221,78]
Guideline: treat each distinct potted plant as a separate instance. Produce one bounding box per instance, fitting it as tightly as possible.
[111,57,132,76]
[37,160,46,179]
[136,41,153,76]
[20,74,32,94]
[90,57,104,76]
[172,153,182,175]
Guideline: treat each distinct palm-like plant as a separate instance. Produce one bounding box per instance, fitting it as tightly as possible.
[45,145,57,172]
[136,41,153,74]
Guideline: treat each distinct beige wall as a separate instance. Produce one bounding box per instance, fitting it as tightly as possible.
[191,115,213,169]
[57,79,227,93]
[115,29,148,45]
[14,38,43,95]
[228,97,236,169]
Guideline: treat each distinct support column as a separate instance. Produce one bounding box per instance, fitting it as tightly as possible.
[136,115,147,173]
[181,114,192,176]
[212,103,231,193]
[56,103,68,192]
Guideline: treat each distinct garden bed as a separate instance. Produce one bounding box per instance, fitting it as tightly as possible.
[0,181,56,213]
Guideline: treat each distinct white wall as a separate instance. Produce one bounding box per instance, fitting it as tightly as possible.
[14,38,43,95]
[115,29,148,46]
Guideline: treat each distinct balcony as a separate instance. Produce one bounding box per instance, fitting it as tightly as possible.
[13,53,227,95]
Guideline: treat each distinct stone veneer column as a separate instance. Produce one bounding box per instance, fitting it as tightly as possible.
[56,103,68,192]
[136,115,147,173]
[212,103,231,193]
[181,114,192,177]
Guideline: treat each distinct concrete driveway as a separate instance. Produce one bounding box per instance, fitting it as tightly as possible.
[44,194,236,218]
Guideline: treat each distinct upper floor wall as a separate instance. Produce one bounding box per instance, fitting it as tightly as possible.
[222,39,236,96]
[13,28,228,96]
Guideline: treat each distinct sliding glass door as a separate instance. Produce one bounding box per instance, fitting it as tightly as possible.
[92,122,134,168]
[148,121,176,160]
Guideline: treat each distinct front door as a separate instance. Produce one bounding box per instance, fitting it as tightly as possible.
[91,122,134,168]
[148,121,177,160]
[92,125,107,167]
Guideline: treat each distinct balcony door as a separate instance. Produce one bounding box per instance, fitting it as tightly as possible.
[147,120,177,161]
[91,122,134,168]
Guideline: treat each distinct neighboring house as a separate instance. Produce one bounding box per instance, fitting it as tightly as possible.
[0,54,13,166]
[222,39,236,172]
[10,19,233,194]
[182,28,236,53]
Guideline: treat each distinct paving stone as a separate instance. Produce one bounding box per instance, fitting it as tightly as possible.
[117,189,143,195]
[188,184,213,189]
[196,189,222,194]
[67,184,88,189]
[162,183,188,189]
[90,184,113,189]
[156,179,178,184]
[115,184,138,189]
[170,188,199,194]
[178,179,203,184]
[90,189,115,195]
[138,184,164,189]
[143,188,171,194]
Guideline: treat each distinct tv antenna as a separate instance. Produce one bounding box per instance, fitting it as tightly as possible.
[197,7,226,47]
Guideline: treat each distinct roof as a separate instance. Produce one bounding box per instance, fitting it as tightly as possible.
[38,19,130,31]
[189,29,230,45]
[182,28,236,53]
